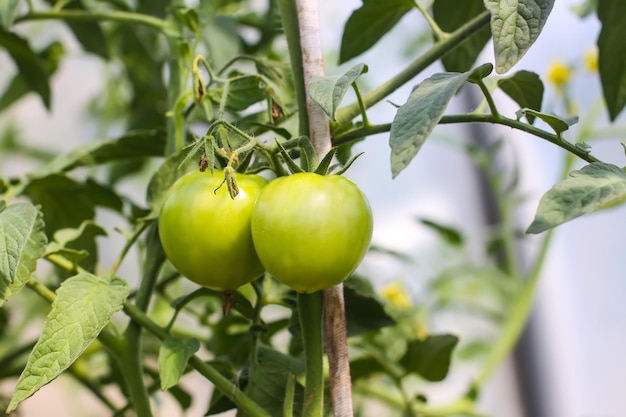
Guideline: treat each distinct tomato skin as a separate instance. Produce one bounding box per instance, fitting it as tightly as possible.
[158,170,268,291]
[251,173,373,293]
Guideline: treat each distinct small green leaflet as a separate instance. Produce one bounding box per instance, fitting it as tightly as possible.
[159,337,201,391]
[484,0,555,73]
[527,162,626,234]
[516,108,578,134]
[309,63,367,120]
[7,273,131,412]
[0,202,47,305]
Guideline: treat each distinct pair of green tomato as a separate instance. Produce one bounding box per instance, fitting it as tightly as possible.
[158,170,373,293]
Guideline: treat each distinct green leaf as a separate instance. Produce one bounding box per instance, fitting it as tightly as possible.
[389,71,470,178]
[209,75,267,111]
[0,0,20,29]
[597,0,626,121]
[527,162,626,233]
[433,0,491,72]
[44,221,107,267]
[497,71,544,123]
[344,276,396,337]
[7,273,131,412]
[0,27,51,109]
[84,178,124,213]
[24,175,99,269]
[33,130,165,178]
[0,203,47,306]
[350,357,387,381]
[515,108,578,134]
[158,337,200,391]
[339,0,414,63]
[245,345,304,417]
[484,0,555,73]
[309,63,367,120]
[0,41,64,112]
[67,1,109,58]
[419,218,464,246]
[400,334,458,381]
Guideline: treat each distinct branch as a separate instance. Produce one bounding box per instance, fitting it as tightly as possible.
[334,11,490,126]
[14,10,176,34]
[332,114,601,164]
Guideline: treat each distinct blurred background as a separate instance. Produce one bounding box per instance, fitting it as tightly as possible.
[1,0,624,416]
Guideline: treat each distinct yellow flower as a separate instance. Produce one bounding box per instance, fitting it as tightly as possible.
[546,60,572,89]
[584,48,598,72]
[380,282,412,310]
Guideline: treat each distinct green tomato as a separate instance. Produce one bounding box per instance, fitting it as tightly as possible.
[251,172,373,293]
[158,170,268,291]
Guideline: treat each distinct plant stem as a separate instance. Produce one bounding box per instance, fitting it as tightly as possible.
[297,292,324,417]
[123,302,273,417]
[117,225,164,417]
[334,11,490,126]
[332,114,602,163]
[276,0,309,139]
[166,39,184,155]
[14,10,175,33]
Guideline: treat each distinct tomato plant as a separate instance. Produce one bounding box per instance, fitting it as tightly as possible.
[159,170,267,291]
[1,0,625,417]
[251,172,373,293]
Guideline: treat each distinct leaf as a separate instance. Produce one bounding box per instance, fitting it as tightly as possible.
[7,273,131,412]
[0,203,47,306]
[41,0,108,58]
[515,109,578,134]
[158,337,200,391]
[245,345,304,417]
[400,334,458,381]
[309,63,367,120]
[597,0,626,121]
[33,130,165,178]
[527,162,626,233]
[339,0,414,63]
[344,276,396,337]
[497,71,544,123]
[44,221,107,266]
[419,218,464,246]
[350,357,387,381]
[389,71,470,178]
[208,75,267,111]
[433,0,492,72]
[0,27,51,109]
[0,41,64,112]
[0,0,20,29]
[24,175,99,270]
[484,0,555,73]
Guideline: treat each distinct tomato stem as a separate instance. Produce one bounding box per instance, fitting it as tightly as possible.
[297,292,325,417]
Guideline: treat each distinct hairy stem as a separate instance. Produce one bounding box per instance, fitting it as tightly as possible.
[332,114,601,163]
